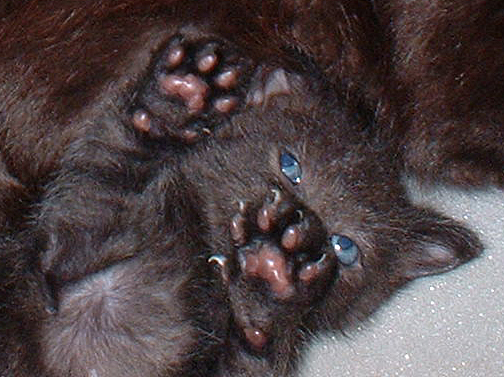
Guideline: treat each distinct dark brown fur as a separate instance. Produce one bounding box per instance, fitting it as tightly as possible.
[381,0,504,186]
[0,0,499,376]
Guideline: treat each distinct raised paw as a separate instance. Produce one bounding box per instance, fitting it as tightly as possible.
[207,188,365,350]
[232,189,337,299]
[130,34,254,143]
[212,189,341,350]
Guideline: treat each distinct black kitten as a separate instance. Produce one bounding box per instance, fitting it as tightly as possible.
[0,1,490,376]
[35,68,480,376]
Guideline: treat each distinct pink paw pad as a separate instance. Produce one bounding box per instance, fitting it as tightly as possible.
[159,73,209,113]
[242,243,294,298]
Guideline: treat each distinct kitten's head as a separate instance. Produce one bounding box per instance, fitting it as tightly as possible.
[182,97,481,347]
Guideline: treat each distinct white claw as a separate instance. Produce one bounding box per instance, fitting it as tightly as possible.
[238,200,246,214]
[271,188,281,204]
[208,254,227,268]
[208,254,229,283]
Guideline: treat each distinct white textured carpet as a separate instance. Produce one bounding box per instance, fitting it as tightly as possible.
[300,181,504,376]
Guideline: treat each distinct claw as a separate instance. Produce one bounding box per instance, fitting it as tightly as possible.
[208,254,227,267]
[238,200,246,214]
[245,67,292,108]
[208,254,229,282]
[257,189,282,232]
[298,253,332,283]
[231,213,246,246]
[271,188,281,204]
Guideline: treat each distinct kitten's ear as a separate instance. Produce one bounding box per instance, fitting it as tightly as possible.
[398,210,483,280]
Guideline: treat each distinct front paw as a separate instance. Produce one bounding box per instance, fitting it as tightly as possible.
[208,189,339,350]
[130,33,254,142]
[230,189,337,299]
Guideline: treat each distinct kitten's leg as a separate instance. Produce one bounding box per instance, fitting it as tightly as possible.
[40,252,202,377]
[130,33,254,142]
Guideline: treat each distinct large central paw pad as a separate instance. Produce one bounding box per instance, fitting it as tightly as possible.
[231,189,337,300]
[130,34,253,142]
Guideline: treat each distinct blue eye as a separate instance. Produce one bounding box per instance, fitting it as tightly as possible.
[330,234,359,266]
[280,152,302,185]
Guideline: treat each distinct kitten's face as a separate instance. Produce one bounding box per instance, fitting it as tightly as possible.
[181,108,480,349]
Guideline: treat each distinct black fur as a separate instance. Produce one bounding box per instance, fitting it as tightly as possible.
[1,0,499,376]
